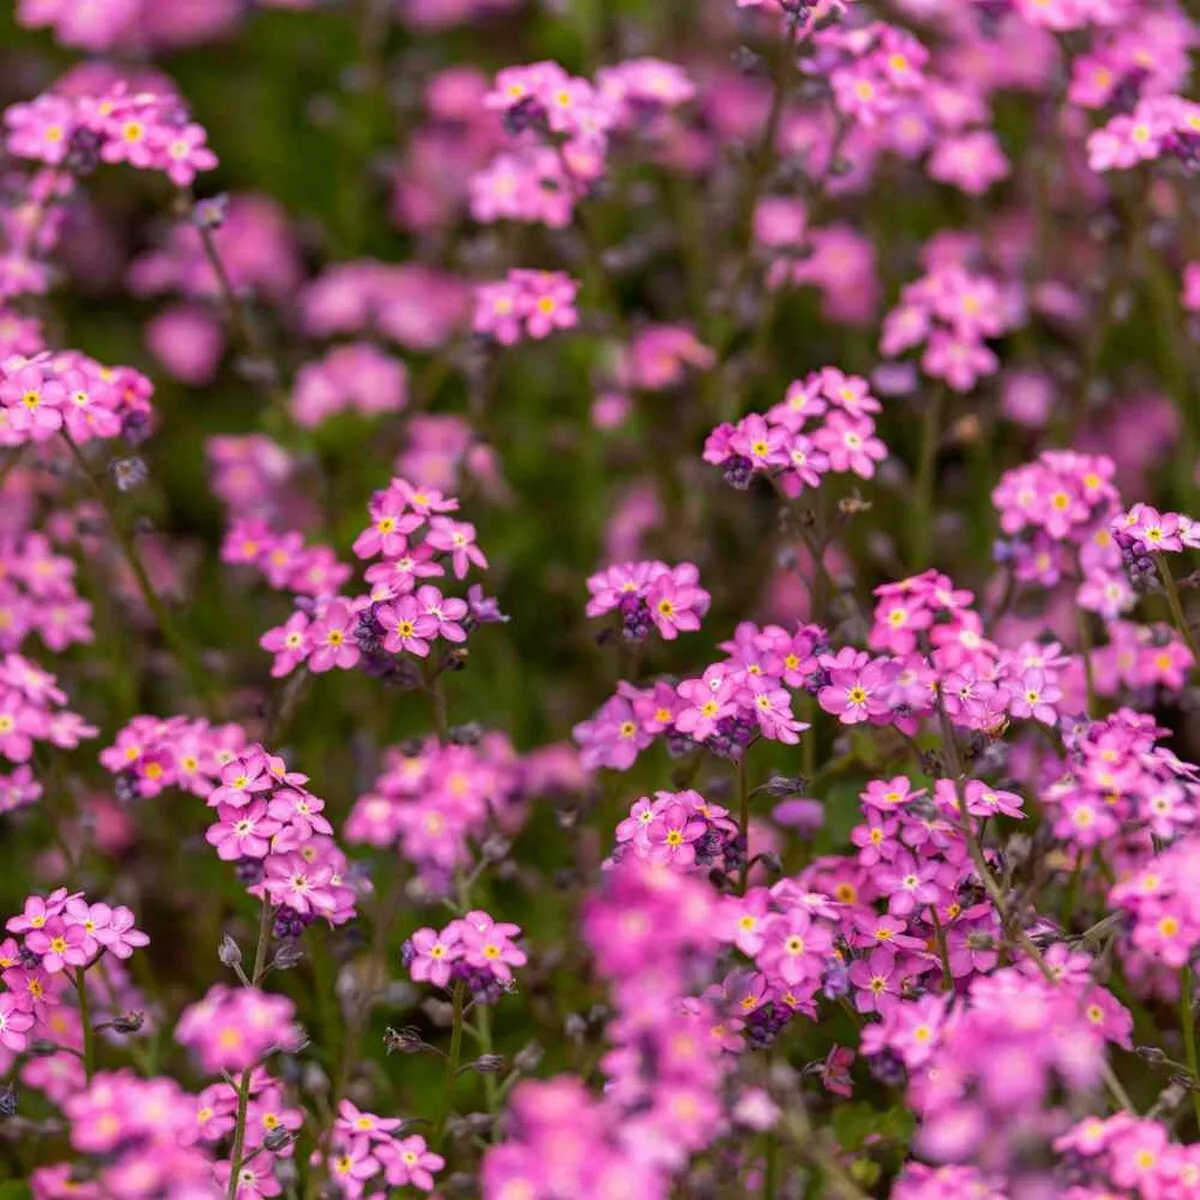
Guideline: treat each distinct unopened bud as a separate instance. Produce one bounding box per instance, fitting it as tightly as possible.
[218,935,243,970]
[512,1041,543,1073]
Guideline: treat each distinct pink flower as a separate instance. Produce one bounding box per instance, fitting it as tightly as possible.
[379,1134,445,1192]
[307,600,361,673]
[378,597,438,657]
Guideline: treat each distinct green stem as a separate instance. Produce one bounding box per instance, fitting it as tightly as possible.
[60,431,221,716]
[910,387,944,571]
[928,905,954,992]
[737,752,751,894]
[475,1001,500,1118]
[74,968,94,1083]
[434,980,467,1148]
[226,899,273,1200]
[1077,603,1097,717]
[1156,553,1199,662]
[1181,966,1200,1132]
[761,1129,779,1199]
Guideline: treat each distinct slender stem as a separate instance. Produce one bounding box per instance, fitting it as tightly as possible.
[761,1128,779,1199]
[1077,602,1097,717]
[910,387,944,571]
[475,1000,500,1117]
[928,905,953,992]
[60,431,221,715]
[193,219,268,360]
[737,751,751,894]
[1180,966,1200,1132]
[74,968,94,1083]
[226,899,273,1200]
[1156,553,1199,662]
[434,980,467,1148]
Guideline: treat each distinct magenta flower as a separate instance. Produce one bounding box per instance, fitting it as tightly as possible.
[426,517,488,578]
[0,993,34,1051]
[379,1134,445,1192]
[205,799,282,861]
[307,600,362,673]
[408,925,463,989]
[378,596,438,657]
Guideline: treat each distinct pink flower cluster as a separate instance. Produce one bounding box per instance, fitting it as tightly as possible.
[1051,1111,1200,1197]
[881,261,1022,392]
[472,62,617,228]
[0,533,93,654]
[223,519,352,599]
[346,734,583,895]
[993,450,1130,616]
[883,968,1119,1169]
[405,909,527,999]
[34,1071,217,1198]
[810,19,929,129]
[176,984,303,1074]
[472,270,580,344]
[300,261,469,353]
[0,653,96,794]
[100,724,359,925]
[204,747,359,926]
[290,343,409,429]
[1113,502,1200,555]
[0,350,154,446]
[257,476,498,679]
[704,366,889,495]
[326,1101,443,1197]
[5,82,217,186]
[1087,93,1200,173]
[585,559,711,641]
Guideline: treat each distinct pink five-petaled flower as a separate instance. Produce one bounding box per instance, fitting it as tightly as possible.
[205,800,282,861]
[457,917,526,985]
[307,601,362,673]
[379,1135,445,1192]
[378,597,439,657]
[0,993,34,1052]
[260,610,311,678]
[426,517,488,579]
[408,926,463,989]
[25,917,90,973]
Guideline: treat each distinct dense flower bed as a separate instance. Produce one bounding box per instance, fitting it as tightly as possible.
[2,0,1200,1196]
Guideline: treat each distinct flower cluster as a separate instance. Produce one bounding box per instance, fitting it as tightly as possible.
[346,734,581,895]
[473,61,619,228]
[5,82,217,186]
[704,367,888,494]
[290,343,409,429]
[0,350,154,446]
[176,984,303,1074]
[404,909,527,1001]
[881,260,1022,392]
[993,450,1128,614]
[33,1071,216,1198]
[223,519,353,599]
[473,269,580,344]
[0,654,96,803]
[1087,93,1200,173]
[326,1100,444,1196]
[0,533,93,653]
[585,559,711,641]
